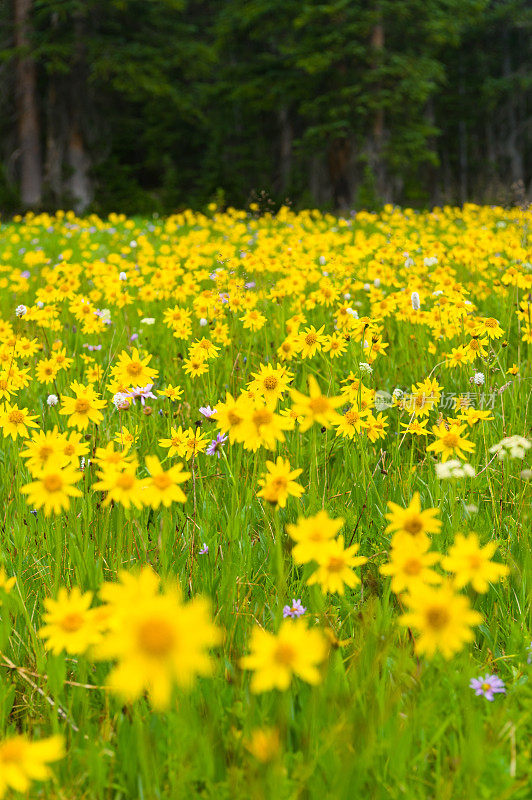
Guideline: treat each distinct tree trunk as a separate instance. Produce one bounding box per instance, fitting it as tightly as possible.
[277,105,293,196]
[14,0,42,207]
[365,14,387,202]
[66,10,93,212]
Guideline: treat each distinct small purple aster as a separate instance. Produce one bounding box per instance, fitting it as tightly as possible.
[199,543,209,555]
[199,405,217,419]
[206,432,227,457]
[469,674,506,701]
[282,599,307,619]
[127,384,156,405]
[130,333,139,342]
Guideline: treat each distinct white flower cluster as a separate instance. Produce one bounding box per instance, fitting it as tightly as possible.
[15,304,27,318]
[489,435,532,461]
[435,460,476,479]
[113,392,131,410]
[359,362,373,375]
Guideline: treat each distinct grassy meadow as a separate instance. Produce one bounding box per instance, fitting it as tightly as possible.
[0,204,531,799]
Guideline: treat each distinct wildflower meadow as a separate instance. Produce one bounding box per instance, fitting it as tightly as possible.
[0,203,531,799]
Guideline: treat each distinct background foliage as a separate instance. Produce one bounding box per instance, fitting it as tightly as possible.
[0,1,531,212]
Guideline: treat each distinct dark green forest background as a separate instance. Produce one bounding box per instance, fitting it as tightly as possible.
[1,0,531,214]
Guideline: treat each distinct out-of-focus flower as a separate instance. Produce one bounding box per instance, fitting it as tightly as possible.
[16,304,27,317]
[282,599,307,618]
[435,460,475,479]
[490,435,532,460]
[47,394,59,407]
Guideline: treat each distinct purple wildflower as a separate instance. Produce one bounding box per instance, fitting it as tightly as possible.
[206,432,227,457]
[199,543,209,555]
[527,641,532,665]
[199,405,217,419]
[469,674,506,701]
[282,599,307,619]
[130,333,139,342]
[127,385,156,406]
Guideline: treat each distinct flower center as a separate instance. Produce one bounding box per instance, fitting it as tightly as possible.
[468,554,483,569]
[425,605,450,630]
[153,473,172,490]
[60,612,84,632]
[274,642,296,666]
[327,556,346,573]
[43,473,62,492]
[443,432,459,447]
[263,376,278,390]
[309,396,329,414]
[116,473,135,490]
[305,333,317,346]
[8,410,24,424]
[403,516,423,535]
[64,444,75,456]
[253,409,273,427]
[403,558,422,575]
[227,409,242,426]
[138,618,175,657]
[75,398,90,413]
[127,362,142,376]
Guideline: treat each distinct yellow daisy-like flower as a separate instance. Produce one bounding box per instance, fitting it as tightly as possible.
[93,462,142,508]
[257,457,304,508]
[59,381,106,429]
[158,425,188,458]
[245,727,281,763]
[141,455,190,508]
[287,510,344,564]
[247,362,292,407]
[0,734,64,799]
[20,460,82,516]
[307,535,367,595]
[39,587,101,655]
[20,427,68,473]
[427,421,475,462]
[400,582,482,659]
[380,539,441,594]
[441,532,509,592]
[212,392,253,444]
[239,402,293,452]
[385,492,441,547]
[113,347,158,387]
[240,619,328,692]
[296,325,326,359]
[289,376,343,432]
[97,582,221,709]
[0,402,39,440]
